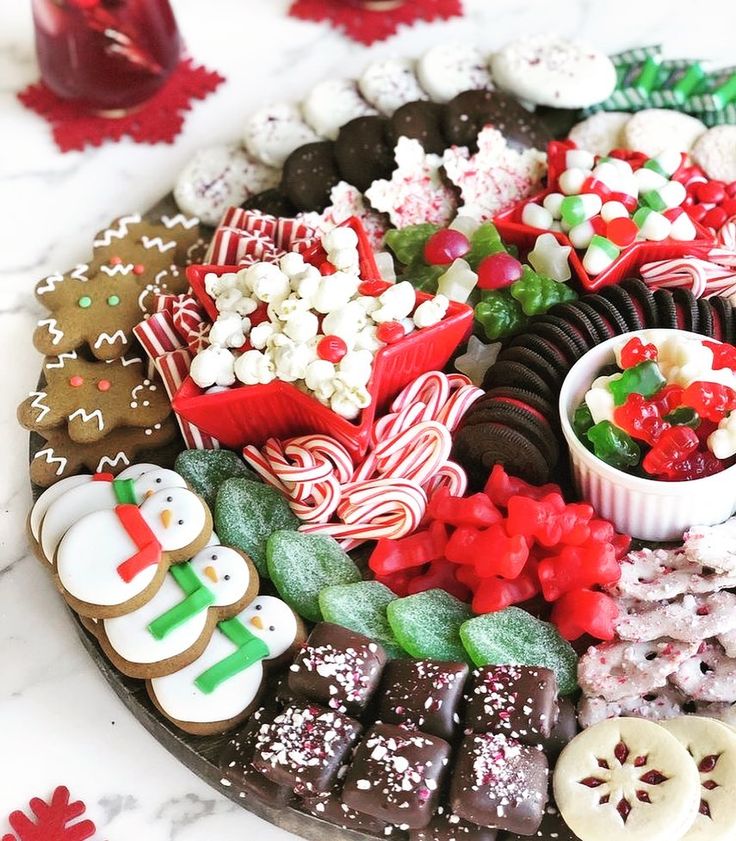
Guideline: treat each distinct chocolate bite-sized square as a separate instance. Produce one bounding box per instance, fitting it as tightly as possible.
[449,733,548,835]
[302,783,391,835]
[464,664,559,744]
[219,708,295,808]
[378,659,469,741]
[342,723,452,830]
[289,622,387,715]
[410,806,498,841]
[541,696,578,759]
[253,704,362,797]
[502,802,578,841]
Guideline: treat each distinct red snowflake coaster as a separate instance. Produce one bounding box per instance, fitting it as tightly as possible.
[288,0,463,45]
[2,786,96,841]
[17,58,224,153]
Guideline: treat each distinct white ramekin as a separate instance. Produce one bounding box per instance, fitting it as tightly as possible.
[559,328,736,542]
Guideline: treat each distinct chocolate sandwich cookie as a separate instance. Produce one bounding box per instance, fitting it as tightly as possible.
[389,100,448,155]
[568,299,616,342]
[711,295,734,343]
[599,284,642,331]
[672,287,699,332]
[548,301,609,346]
[653,288,678,329]
[500,334,570,382]
[452,422,552,487]
[508,320,583,367]
[528,314,591,358]
[697,297,715,338]
[281,141,341,212]
[482,360,554,402]
[335,116,395,192]
[474,386,555,418]
[443,90,553,152]
[620,277,658,327]
[242,188,297,218]
[580,293,629,336]
[495,346,566,389]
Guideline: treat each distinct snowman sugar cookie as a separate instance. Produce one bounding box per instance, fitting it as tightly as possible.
[54,486,213,618]
[97,545,259,679]
[35,464,186,565]
[148,595,304,735]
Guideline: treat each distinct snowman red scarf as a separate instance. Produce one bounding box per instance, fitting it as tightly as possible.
[114,504,162,583]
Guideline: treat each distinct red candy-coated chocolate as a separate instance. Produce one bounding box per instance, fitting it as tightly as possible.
[703,206,729,229]
[476,252,524,291]
[317,334,348,363]
[696,181,726,204]
[681,381,736,422]
[642,426,699,477]
[619,336,658,369]
[358,280,392,297]
[606,216,638,248]
[423,229,471,266]
[551,588,619,641]
[687,204,708,223]
[376,321,405,344]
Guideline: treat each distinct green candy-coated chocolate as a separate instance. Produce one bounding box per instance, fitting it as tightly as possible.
[387,589,472,662]
[214,479,298,576]
[459,607,578,695]
[267,531,361,623]
[176,449,258,510]
[319,581,403,659]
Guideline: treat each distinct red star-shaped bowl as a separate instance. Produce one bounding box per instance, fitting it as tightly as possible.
[174,218,473,458]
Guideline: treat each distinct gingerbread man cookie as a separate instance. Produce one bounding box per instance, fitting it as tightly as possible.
[33,214,201,361]
[18,352,172,444]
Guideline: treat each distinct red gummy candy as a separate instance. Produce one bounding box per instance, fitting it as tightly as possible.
[427,487,502,528]
[680,381,736,422]
[407,559,471,601]
[551,588,619,641]
[613,392,669,445]
[472,565,540,614]
[484,464,561,508]
[650,383,684,416]
[658,449,728,481]
[642,426,699,477]
[619,336,658,368]
[506,494,594,548]
[445,523,528,579]
[538,540,620,601]
[369,521,447,576]
[373,569,414,597]
[704,340,736,372]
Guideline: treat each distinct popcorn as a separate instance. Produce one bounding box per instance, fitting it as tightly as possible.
[354,325,383,352]
[190,345,236,388]
[272,340,315,381]
[413,294,449,329]
[329,247,360,273]
[305,359,338,402]
[283,309,319,343]
[245,262,291,303]
[312,271,361,314]
[279,251,307,278]
[249,321,278,350]
[322,301,368,343]
[338,350,374,387]
[323,226,359,252]
[234,349,276,386]
[205,270,238,297]
[271,293,311,322]
[209,312,251,348]
[372,281,416,323]
[291,264,322,302]
[330,380,372,419]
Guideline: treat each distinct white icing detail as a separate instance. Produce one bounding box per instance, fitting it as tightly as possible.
[68,408,104,431]
[36,272,63,295]
[35,448,68,477]
[70,264,89,282]
[96,453,131,471]
[140,236,176,253]
[161,214,199,229]
[39,318,64,345]
[117,355,143,367]
[30,474,91,542]
[29,391,50,422]
[100,263,135,277]
[94,330,128,349]
[93,214,142,248]
[45,351,79,369]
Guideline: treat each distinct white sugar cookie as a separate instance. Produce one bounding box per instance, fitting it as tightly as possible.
[692,126,736,183]
[302,79,377,141]
[569,112,631,155]
[623,109,706,157]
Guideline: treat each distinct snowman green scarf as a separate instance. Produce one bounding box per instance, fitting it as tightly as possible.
[194,618,270,694]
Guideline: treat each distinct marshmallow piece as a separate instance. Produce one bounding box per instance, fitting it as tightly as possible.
[209,312,251,348]
[280,252,307,278]
[312,271,361,315]
[323,226,359,252]
[249,321,278,350]
[591,161,623,192]
[601,201,629,223]
[190,345,236,388]
[646,149,683,177]
[234,349,276,386]
[283,310,319,343]
[245,262,291,303]
[372,281,417,323]
[522,203,554,230]
[323,301,368,342]
[642,180,687,212]
[413,294,449,329]
[583,235,620,276]
[543,192,565,219]
[569,218,603,250]
[558,167,591,195]
[709,413,736,460]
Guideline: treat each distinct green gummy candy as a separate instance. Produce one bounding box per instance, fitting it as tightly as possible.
[215,478,299,576]
[406,262,445,293]
[387,589,472,662]
[465,222,506,270]
[175,449,258,510]
[267,531,361,623]
[319,581,403,659]
[385,223,439,265]
[460,607,578,695]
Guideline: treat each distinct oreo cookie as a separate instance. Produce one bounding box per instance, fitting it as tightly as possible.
[599,285,642,331]
[453,422,552,488]
[242,188,297,218]
[549,301,607,345]
[697,298,714,338]
[710,296,734,343]
[499,334,569,381]
[620,277,658,327]
[281,141,341,211]
[528,314,590,358]
[443,90,553,152]
[496,346,565,389]
[389,100,447,155]
[581,294,629,336]
[672,287,699,332]
[482,360,554,402]
[567,300,615,342]
[653,289,678,329]
[475,386,555,418]
[335,116,395,192]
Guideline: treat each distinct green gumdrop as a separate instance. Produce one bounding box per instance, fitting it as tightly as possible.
[267,531,361,623]
[387,589,472,662]
[175,449,258,510]
[215,478,299,576]
[465,222,506,270]
[385,223,440,265]
[586,420,641,470]
[319,581,403,659]
[460,607,578,695]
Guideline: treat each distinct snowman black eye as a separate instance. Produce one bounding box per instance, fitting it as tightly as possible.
[166,496,173,503]
[269,625,275,632]
[155,477,162,483]
[224,574,231,581]
[177,519,184,525]
[255,604,262,611]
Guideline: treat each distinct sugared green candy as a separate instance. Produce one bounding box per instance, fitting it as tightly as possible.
[387,589,472,662]
[587,420,641,470]
[319,581,403,658]
[608,361,665,406]
[460,607,578,695]
[267,531,361,623]
[509,266,577,317]
[215,478,299,576]
[175,449,258,509]
[385,223,440,265]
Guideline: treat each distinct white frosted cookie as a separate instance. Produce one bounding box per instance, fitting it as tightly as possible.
[417,42,492,104]
[174,145,279,226]
[554,718,701,841]
[624,109,706,157]
[490,35,616,108]
[661,716,736,841]
[243,102,320,168]
[569,112,631,155]
[302,79,377,141]
[692,126,736,182]
[359,57,426,116]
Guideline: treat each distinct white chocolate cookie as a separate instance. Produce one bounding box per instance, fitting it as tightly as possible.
[417,42,492,104]
[692,126,736,183]
[302,79,377,141]
[243,102,321,168]
[569,112,631,156]
[623,109,706,157]
[359,57,426,116]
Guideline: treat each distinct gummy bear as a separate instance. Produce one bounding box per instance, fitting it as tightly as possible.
[663,406,700,428]
[586,420,641,470]
[484,464,562,508]
[550,588,619,641]
[573,402,594,441]
[509,266,577,317]
[661,449,728,481]
[471,562,540,614]
[704,340,736,371]
[538,540,620,601]
[618,336,658,369]
[642,426,699,478]
[427,487,502,529]
[650,383,684,416]
[680,381,736,422]
[370,521,448,576]
[613,392,669,445]
[608,361,666,406]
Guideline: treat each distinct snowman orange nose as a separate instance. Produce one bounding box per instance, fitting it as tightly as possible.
[160,509,173,528]
[144,490,154,499]
[203,565,218,584]
[250,615,265,630]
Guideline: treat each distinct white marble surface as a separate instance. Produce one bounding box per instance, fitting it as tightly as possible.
[1,0,735,837]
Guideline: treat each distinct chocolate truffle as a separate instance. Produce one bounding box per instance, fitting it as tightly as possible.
[410,807,498,841]
[449,733,548,835]
[464,664,559,744]
[253,703,362,797]
[241,188,297,218]
[281,141,341,211]
[289,622,387,715]
[335,116,395,192]
[377,659,469,741]
[302,784,390,835]
[342,723,452,829]
[502,802,578,841]
[389,100,448,155]
[541,696,578,759]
